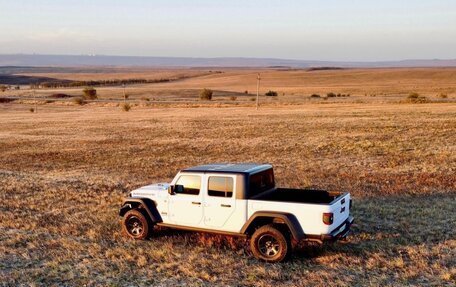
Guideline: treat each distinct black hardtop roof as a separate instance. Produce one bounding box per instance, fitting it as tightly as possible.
[182,163,272,174]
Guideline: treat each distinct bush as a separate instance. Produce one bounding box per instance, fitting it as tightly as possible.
[140,96,150,101]
[250,97,256,101]
[407,92,427,103]
[200,88,213,100]
[0,85,7,92]
[0,97,15,103]
[310,94,321,98]
[437,93,448,99]
[121,103,131,111]
[265,90,278,97]
[82,87,97,100]
[230,96,237,101]
[327,92,337,98]
[244,90,249,94]
[29,108,35,113]
[408,92,420,99]
[73,97,85,105]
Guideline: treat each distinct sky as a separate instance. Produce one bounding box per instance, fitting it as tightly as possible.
[0,0,455,61]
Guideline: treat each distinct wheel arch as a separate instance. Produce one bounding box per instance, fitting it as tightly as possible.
[119,198,162,223]
[241,211,304,241]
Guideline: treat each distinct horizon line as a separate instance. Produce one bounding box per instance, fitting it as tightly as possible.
[1,53,455,63]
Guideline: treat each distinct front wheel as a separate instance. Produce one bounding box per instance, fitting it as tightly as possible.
[122,209,152,240]
[250,225,291,263]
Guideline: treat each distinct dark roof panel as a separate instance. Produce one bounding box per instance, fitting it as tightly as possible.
[182,163,271,174]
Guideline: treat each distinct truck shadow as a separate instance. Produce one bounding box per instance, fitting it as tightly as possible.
[292,192,455,261]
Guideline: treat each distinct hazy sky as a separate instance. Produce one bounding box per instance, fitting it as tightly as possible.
[1,0,455,61]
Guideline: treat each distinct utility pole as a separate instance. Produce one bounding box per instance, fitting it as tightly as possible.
[256,73,261,110]
[122,83,126,103]
[33,88,37,113]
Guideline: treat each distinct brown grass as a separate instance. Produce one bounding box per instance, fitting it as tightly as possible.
[0,101,455,286]
[6,68,456,105]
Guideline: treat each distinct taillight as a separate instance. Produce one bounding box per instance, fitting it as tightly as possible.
[323,212,334,225]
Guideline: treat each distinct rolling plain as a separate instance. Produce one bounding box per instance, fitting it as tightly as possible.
[1,67,455,286]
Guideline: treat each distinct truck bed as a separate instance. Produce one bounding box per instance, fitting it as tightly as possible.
[256,188,344,204]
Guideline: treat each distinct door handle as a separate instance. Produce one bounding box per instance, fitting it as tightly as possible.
[221,204,231,208]
[192,201,201,205]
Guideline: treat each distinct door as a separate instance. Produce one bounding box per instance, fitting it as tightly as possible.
[203,175,236,229]
[168,174,203,226]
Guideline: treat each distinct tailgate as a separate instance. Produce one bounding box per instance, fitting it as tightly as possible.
[328,193,351,233]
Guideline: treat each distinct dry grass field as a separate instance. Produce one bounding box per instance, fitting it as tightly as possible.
[4,67,456,104]
[1,68,455,286]
[1,97,455,285]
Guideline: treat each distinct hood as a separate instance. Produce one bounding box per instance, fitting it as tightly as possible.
[130,182,169,197]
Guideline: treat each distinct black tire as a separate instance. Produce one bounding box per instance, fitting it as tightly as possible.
[250,225,291,263]
[122,209,152,240]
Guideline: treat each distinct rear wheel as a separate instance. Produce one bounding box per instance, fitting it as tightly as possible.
[122,209,152,240]
[250,225,291,262]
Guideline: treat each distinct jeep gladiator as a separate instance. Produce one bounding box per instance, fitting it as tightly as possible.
[120,163,354,262]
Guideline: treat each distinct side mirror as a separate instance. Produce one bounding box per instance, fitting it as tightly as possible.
[175,184,184,194]
[168,185,175,195]
[168,185,184,195]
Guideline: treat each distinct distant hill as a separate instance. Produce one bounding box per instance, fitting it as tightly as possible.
[1,54,456,68]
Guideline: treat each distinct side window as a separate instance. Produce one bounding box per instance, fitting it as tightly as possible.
[175,175,201,195]
[208,176,233,198]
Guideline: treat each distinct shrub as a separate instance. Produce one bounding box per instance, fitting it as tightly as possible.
[121,103,131,111]
[82,87,97,100]
[73,97,85,105]
[244,90,249,94]
[327,92,337,98]
[407,92,427,103]
[310,94,321,98]
[29,108,35,113]
[200,88,213,100]
[437,93,448,99]
[141,96,150,101]
[0,85,7,92]
[250,97,256,101]
[230,96,237,101]
[0,97,15,103]
[265,90,278,97]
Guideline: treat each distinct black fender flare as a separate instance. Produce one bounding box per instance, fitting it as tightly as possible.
[119,198,162,223]
[240,211,305,241]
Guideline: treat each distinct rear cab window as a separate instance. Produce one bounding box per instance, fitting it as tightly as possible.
[249,168,275,198]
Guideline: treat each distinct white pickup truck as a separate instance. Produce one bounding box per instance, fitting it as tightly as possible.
[120,163,354,262]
